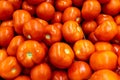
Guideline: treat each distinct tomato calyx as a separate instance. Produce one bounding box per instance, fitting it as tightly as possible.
[26,52,32,59]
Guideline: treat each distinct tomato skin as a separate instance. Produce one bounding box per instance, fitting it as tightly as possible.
[0,1,14,21]
[45,0,54,5]
[88,32,98,44]
[81,0,101,20]
[112,44,120,55]
[0,49,8,63]
[98,0,110,4]
[90,51,118,71]
[35,18,48,27]
[52,70,68,80]
[0,20,13,27]
[13,10,32,35]
[51,11,62,23]
[30,63,52,80]
[90,69,119,80]
[0,26,14,47]
[7,36,25,56]
[62,7,81,23]
[68,61,92,80]
[14,75,30,80]
[94,20,118,41]
[114,15,120,25]
[17,40,46,68]
[62,20,84,43]
[72,0,84,7]
[26,0,45,5]
[48,42,74,69]
[36,2,55,21]
[0,57,21,79]
[23,19,44,41]
[55,0,72,12]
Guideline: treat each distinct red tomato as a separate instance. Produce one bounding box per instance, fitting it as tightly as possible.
[55,0,72,12]
[43,24,62,46]
[88,32,98,44]
[0,57,21,79]
[23,19,44,41]
[81,0,101,20]
[0,49,8,63]
[17,40,46,68]
[14,75,30,80]
[112,44,120,55]
[0,26,14,47]
[72,0,84,7]
[52,70,68,80]
[62,20,84,43]
[35,18,48,27]
[53,23,63,30]
[13,10,32,34]
[7,36,25,56]
[114,15,120,25]
[0,20,13,27]
[68,61,92,80]
[30,63,52,80]
[45,0,54,5]
[26,0,45,5]
[51,11,62,23]
[62,7,81,23]
[36,2,55,21]
[48,42,74,69]
[0,1,14,20]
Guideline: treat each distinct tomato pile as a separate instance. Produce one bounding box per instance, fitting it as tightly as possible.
[1,0,120,80]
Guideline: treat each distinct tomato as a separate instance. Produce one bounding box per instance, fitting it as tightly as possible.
[94,20,118,41]
[114,15,120,25]
[22,1,36,16]
[35,18,48,27]
[72,0,84,8]
[0,49,8,63]
[0,26,14,47]
[7,0,22,10]
[13,10,32,34]
[95,42,114,51]
[62,7,81,23]
[112,44,120,55]
[97,0,110,4]
[45,0,54,5]
[0,1,14,21]
[43,24,62,46]
[96,14,114,25]
[17,40,46,68]
[102,0,120,16]
[81,0,101,20]
[30,63,52,80]
[52,70,68,80]
[53,23,63,30]
[88,32,98,44]
[51,11,62,23]
[73,40,95,61]
[90,69,119,80]
[55,0,72,12]
[48,42,74,69]
[23,19,44,41]
[68,61,92,80]
[36,2,55,21]
[82,20,97,35]
[14,75,30,80]
[7,36,25,56]
[0,20,13,27]
[62,20,84,43]
[26,0,45,5]
[90,51,118,71]
[0,57,21,79]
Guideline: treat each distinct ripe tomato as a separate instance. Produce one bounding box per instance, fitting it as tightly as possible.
[73,40,95,61]
[81,0,101,20]
[14,75,30,80]
[48,42,74,69]
[30,63,52,80]
[112,44,120,55]
[96,14,114,25]
[68,61,92,80]
[52,70,68,80]
[35,18,48,27]
[22,1,36,16]
[88,32,98,44]
[51,11,62,23]
[90,51,118,71]
[7,36,25,56]
[94,20,118,41]
[95,42,114,51]
[114,15,120,25]
[102,0,120,16]
[72,0,84,8]
[97,0,110,4]
[13,10,32,34]
[62,20,84,43]
[0,20,13,27]
[43,24,62,46]
[17,40,46,68]
[23,19,44,41]
[26,0,45,5]
[0,57,21,79]
[82,20,97,35]
[0,26,14,47]
[62,7,81,23]
[0,49,8,63]
[45,0,54,5]
[55,0,72,12]
[7,0,22,10]
[90,69,119,80]
[53,23,63,30]
[36,2,55,21]
[0,1,14,20]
